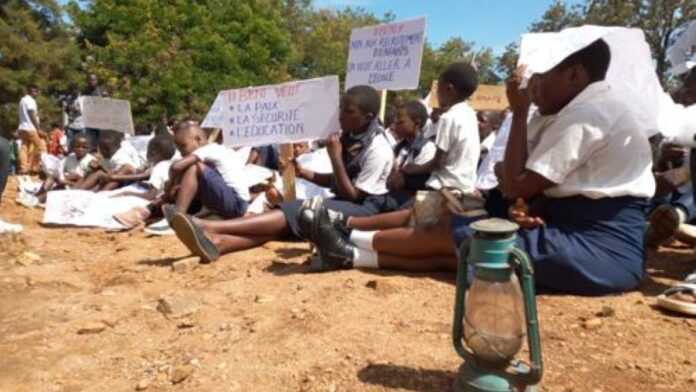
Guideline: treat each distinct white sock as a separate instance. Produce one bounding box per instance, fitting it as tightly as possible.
[353,247,379,268]
[676,208,687,224]
[350,230,376,250]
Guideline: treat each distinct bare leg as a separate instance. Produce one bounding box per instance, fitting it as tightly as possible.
[209,232,278,254]
[175,163,203,212]
[347,209,412,231]
[372,225,455,258]
[376,254,457,272]
[198,210,290,237]
[79,170,106,191]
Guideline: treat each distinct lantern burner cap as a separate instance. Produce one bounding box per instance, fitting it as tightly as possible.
[471,218,519,235]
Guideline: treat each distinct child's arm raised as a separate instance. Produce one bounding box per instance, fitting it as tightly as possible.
[500,67,555,200]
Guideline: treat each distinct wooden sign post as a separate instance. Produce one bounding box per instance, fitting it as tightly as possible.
[378,90,388,123]
[280,143,296,201]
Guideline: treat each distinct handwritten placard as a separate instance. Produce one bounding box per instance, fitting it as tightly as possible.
[80,96,135,135]
[346,17,426,91]
[202,76,340,147]
[469,85,509,111]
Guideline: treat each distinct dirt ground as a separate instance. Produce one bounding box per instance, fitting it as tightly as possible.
[1,178,696,392]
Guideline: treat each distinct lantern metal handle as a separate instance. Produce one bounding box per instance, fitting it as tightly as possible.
[508,248,543,385]
[452,240,544,386]
[452,238,475,362]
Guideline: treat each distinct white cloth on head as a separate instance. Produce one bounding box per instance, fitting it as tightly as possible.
[519,25,662,138]
[667,21,696,76]
[18,95,38,132]
[426,101,480,193]
[193,143,250,201]
[525,81,655,199]
[354,133,394,196]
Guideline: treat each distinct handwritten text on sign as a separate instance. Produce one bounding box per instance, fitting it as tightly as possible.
[346,17,426,91]
[80,97,135,135]
[469,85,509,111]
[202,76,340,147]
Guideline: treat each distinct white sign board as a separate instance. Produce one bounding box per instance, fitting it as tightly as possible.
[202,76,340,147]
[80,96,135,135]
[345,17,426,91]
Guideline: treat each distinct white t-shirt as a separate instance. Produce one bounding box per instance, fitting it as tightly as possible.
[147,159,173,192]
[193,143,250,201]
[526,81,656,199]
[384,129,400,150]
[18,95,38,132]
[60,153,95,182]
[104,143,144,172]
[353,133,394,196]
[426,101,480,193]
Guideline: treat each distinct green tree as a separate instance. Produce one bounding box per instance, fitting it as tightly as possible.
[496,42,519,79]
[69,0,293,123]
[0,0,82,136]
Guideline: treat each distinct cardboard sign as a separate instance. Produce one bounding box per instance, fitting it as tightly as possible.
[202,76,340,147]
[345,17,426,91]
[80,96,135,135]
[469,85,509,111]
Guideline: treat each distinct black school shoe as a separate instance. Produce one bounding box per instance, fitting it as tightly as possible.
[170,212,220,263]
[309,204,355,272]
[297,197,323,241]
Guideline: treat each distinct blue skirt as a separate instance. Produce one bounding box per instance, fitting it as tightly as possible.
[452,196,648,296]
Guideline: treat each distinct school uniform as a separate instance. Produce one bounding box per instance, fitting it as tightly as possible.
[59,153,95,183]
[387,134,437,208]
[426,101,480,193]
[192,143,249,219]
[146,159,173,193]
[452,81,656,296]
[280,120,395,238]
[103,143,145,172]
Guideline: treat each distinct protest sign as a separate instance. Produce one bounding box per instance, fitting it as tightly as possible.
[202,76,340,147]
[80,96,135,135]
[469,85,509,111]
[345,17,426,91]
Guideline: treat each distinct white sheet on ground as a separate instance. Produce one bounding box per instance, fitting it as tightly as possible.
[43,185,150,230]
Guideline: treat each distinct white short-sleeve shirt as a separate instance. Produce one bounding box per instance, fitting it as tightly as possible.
[60,153,95,181]
[426,101,480,193]
[526,81,656,199]
[147,159,173,192]
[193,143,250,201]
[18,95,38,132]
[104,143,143,172]
[353,133,394,196]
[396,140,437,167]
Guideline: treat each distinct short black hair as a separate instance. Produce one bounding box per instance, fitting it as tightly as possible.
[345,85,380,117]
[401,100,428,129]
[71,134,89,146]
[98,130,122,150]
[147,135,176,160]
[439,62,479,99]
[28,84,38,90]
[555,38,611,83]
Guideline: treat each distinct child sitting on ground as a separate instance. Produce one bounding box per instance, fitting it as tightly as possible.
[167,86,395,263]
[386,100,437,207]
[114,122,250,229]
[21,135,95,206]
[307,38,655,297]
[112,135,177,201]
[79,131,142,191]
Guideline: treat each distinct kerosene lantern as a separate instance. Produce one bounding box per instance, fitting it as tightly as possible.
[452,218,543,392]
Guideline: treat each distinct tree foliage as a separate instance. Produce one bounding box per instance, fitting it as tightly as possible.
[0,0,82,136]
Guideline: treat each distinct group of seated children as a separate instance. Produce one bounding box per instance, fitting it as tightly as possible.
[163,39,660,299]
